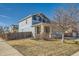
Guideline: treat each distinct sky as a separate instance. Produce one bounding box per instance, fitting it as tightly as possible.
[0,3,79,26]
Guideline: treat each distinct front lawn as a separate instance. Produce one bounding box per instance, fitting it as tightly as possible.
[7,39,79,56]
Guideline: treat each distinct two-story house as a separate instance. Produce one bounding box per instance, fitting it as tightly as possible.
[19,13,52,38]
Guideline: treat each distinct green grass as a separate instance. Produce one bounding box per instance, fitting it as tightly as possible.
[7,39,79,56]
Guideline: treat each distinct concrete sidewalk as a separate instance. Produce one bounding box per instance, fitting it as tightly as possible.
[72,51,79,56]
[0,38,23,56]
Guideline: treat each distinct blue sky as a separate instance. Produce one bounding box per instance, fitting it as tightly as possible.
[0,3,78,26]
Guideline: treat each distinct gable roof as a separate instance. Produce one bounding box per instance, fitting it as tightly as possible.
[19,13,50,23]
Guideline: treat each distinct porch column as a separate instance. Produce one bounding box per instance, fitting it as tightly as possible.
[49,27,52,38]
[34,27,37,38]
[40,25,44,34]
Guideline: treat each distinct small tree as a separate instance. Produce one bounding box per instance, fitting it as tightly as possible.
[0,26,4,34]
[4,26,10,33]
[0,26,4,38]
[53,7,77,43]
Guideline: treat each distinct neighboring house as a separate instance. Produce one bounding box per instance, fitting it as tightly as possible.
[19,13,51,38]
[9,25,18,33]
[64,22,79,37]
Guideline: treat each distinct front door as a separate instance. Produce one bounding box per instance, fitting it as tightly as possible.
[44,26,50,34]
[37,26,41,34]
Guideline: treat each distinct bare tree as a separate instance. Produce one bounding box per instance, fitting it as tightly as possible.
[3,26,10,33]
[0,26,4,38]
[0,26,4,33]
[53,7,78,43]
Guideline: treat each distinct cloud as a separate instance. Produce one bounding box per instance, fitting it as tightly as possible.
[0,15,11,26]
[0,15,10,19]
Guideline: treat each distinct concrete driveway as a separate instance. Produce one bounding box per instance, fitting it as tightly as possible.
[0,38,23,56]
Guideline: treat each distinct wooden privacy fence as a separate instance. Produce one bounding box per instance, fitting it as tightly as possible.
[2,32,33,40]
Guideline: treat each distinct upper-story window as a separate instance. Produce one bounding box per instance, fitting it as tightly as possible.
[33,15,41,22]
[36,16,40,20]
[33,15,37,20]
[36,16,41,22]
[43,19,45,22]
[32,15,49,23]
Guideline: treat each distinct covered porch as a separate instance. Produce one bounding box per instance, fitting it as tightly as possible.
[33,23,52,39]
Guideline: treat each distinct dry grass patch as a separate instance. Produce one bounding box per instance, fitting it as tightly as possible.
[7,39,79,56]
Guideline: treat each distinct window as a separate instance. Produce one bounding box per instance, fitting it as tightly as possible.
[38,16,41,22]
[34,15,41,22]
[35,16,41,21]
[43,19,45,23]
[33,15,37,20]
